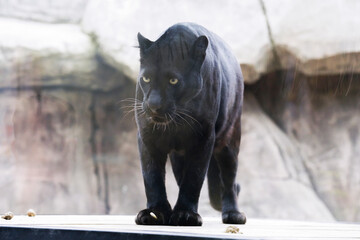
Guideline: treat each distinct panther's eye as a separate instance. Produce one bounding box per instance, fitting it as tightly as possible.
[169,78,178,85]
[142,77,150,83]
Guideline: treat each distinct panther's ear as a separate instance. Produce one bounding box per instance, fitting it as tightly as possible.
[192,35,208,61]
[137,32,153,55]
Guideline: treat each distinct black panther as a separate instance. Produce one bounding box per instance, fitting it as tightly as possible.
[134,22,246,226]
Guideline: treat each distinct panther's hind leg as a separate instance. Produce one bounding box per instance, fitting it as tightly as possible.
[214,122,246,224]
[207,155,222,211]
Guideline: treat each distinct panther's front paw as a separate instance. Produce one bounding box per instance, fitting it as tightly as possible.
[135,209,169,225]
[222,210,246,224]
[169,210,202,226]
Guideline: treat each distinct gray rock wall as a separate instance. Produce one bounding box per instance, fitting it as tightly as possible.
[251,75,360,221]
[81,0,360,83]
[0,0,89,23]
[0,0,359,222]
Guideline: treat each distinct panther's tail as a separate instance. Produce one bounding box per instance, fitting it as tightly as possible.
[207,156,240,211]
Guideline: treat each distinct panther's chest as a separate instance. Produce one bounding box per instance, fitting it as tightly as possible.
[141,121,206,153]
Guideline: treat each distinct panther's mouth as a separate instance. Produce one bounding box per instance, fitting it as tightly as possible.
[147,113,172,124]
[151,115,166,122]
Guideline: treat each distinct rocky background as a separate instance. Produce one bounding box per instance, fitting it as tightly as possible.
[0,0,359,222]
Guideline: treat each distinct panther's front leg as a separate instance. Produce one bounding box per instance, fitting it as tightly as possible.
[135,135,172,225]
[169,132,215,226]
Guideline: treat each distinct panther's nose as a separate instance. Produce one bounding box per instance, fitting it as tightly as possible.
[148,102,161,114]
[147,97,162,114]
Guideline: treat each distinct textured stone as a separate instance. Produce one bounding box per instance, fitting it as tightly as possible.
[0,16,137,214]
[0,17,96,89]
[82,0,360,83]
[262,0,360,76]
[0,0,89,23]
[0,86,140,215]
[0,17,130,91]
[92,87,145,215]
[81,0,269,82]
[251,75,360,222]
[0,90,103,214]
[236,93,334,221]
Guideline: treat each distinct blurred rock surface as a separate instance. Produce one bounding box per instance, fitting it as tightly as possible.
[0,0,88,23]
[0,0,359,222]
[81,0,360,83]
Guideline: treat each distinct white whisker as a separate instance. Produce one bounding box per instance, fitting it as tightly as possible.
[175,112,196,134]
[177,110,201,128]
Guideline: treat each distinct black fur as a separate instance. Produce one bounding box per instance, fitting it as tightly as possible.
[135,23,246,226]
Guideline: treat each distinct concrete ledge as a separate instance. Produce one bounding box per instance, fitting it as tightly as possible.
[1,215,359,239]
